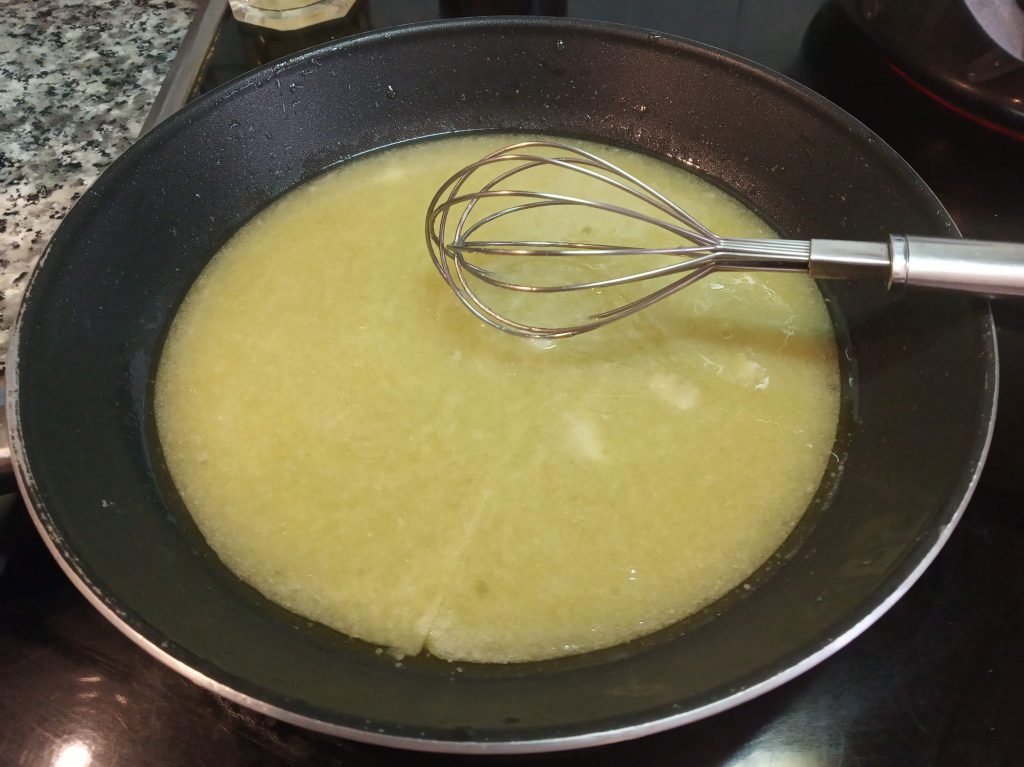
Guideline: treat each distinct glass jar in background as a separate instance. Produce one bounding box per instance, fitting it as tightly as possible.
[229,0,358,31]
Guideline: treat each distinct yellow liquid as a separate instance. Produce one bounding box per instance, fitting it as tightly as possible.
[155,134,840,663]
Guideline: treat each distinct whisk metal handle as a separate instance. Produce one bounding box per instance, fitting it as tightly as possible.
[808,239,891,281]
[888,235,1024,297]
[810,236,1024,297]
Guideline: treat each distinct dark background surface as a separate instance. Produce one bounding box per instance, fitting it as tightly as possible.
[2,1,1023,764]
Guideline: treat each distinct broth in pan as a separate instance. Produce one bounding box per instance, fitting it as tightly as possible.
[155,134,840,663]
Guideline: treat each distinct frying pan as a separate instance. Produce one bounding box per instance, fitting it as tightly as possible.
[7,17,996,753]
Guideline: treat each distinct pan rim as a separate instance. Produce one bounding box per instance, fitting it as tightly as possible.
[4,15,1000,754]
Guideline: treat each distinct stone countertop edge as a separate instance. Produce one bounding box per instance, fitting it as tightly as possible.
[0,0,198,463]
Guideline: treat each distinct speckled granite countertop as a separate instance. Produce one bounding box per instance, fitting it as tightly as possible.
[0,0,197,380]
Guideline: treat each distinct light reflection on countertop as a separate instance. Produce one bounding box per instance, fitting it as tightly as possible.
[53,739,93,767]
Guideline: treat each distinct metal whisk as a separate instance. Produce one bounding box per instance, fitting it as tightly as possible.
[426,140,1024,339]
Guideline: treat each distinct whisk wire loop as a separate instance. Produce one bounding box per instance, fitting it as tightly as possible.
[426,141,809,338]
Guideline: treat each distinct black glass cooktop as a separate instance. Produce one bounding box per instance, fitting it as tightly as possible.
[2,2,1023,765]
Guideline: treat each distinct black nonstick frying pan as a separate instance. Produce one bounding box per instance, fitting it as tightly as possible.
[7,17,996,754]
